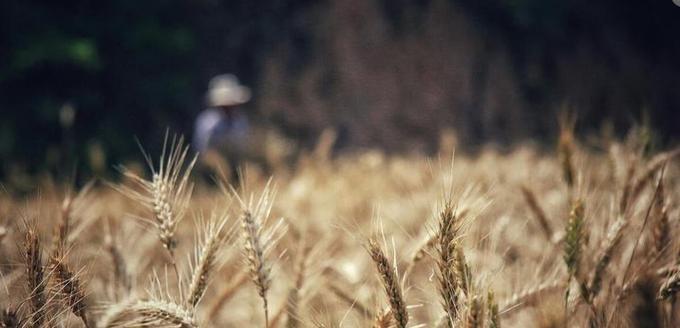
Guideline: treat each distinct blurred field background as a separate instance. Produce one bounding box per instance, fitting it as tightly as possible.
[1,0,679,187]
[2,2,680,327]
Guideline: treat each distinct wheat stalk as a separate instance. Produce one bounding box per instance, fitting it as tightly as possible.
[563,199,585,278]
[455,248,472,297]
[129,300,197,328]
[435,202,462,327]
[367,238,408,328]
[372,308,393,328]
[589,216,627,299]
[52,193,73,255]
[241,209,271,323]
[186,213,230,308]
[286,241,309,328]
[101,269,196,328]
[235,181,287,328]
[619,162,637,215]
[327,282,374,318]
[604,171,666,327]
[23,225,48,328]
[101,299,197,328]
[285,288,301,328]
[499,280,564,316]
[658,270,680,300]
[411,208,469,265]
[49,254,90,327]
[465,295,482,328]
[562,198,586,322]
[651,178,669,258]
[115,133,197,263]
[558,113,577,190]
[268,301,288,328]
[411,231,438,265]
[625,147,679,211]
[52,183,94,252]
[486,290,500,328]
[98,299,134,328]
[520,185,553,242]
[104,219,131,299]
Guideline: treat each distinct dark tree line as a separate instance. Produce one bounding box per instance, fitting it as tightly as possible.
[1,0,679,180]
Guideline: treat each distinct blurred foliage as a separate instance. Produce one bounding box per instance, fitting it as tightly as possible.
[0,0,678,182]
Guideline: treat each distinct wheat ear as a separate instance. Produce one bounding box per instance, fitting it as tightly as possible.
[563,198,586,319]
[626,147,679,210]
[236,182,286,328]
[520,185,553,242]
[465,295,482,328]
[101,299,197,328]
[372,308,393,328]
[115,133,197,264]
[603,174,666,326]
[658,270,680,300]
[24,225,48,328]
[563,199,585,278]
[97,299,133,328]
[186,213,230,308]
[619,162,637,214]
[52,193,73,255]
[102,268,196,328]
[412,208,470,265]
[52,182,95,255]
[49,254,89,327]
[436,202,462,327]
[242,211,270,327]
[651,178,669,257]
[557,113,577,190]
[589,216,627,299]
[411,231,438,265]
[367,238,409,328]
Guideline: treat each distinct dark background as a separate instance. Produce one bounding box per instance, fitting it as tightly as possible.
[1,0,679,180]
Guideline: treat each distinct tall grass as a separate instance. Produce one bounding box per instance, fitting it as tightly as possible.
[0,129,678,327]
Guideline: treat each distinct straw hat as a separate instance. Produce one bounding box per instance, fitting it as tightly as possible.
[207,74,251,107]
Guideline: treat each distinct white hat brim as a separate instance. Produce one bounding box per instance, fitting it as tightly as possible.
[208,86,251,106]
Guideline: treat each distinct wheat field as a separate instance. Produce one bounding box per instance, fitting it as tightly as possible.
[0,127,678,328]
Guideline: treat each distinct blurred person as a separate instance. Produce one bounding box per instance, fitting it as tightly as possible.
[193,74,254,182]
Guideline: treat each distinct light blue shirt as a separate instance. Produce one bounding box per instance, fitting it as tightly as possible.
[193,108,249,153]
